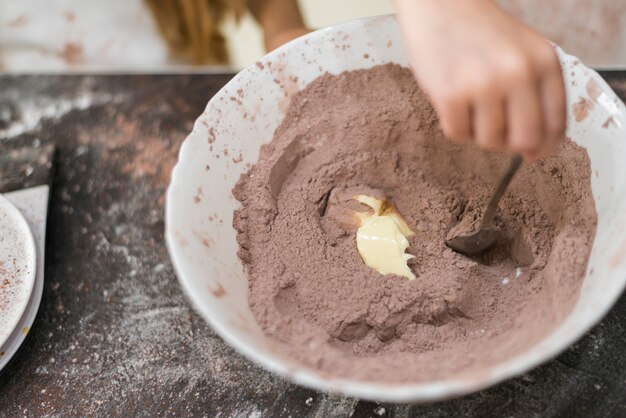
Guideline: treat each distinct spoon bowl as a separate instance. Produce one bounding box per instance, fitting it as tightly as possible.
[446,154,523,255]
[445,227,501,254]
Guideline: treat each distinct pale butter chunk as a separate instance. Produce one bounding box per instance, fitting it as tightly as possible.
[353,195,416,280]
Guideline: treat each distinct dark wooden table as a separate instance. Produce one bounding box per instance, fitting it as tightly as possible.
[0,73,624,417]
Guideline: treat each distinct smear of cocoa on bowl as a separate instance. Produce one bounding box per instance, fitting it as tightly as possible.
[233,64,597,383]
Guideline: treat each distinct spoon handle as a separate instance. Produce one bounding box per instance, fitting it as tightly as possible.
[480,154,523,227]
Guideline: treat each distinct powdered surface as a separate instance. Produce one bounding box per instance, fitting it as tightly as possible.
[233,64,597,383]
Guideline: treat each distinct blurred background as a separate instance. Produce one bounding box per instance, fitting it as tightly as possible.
[224,0,392,69]
[1,0,625,73]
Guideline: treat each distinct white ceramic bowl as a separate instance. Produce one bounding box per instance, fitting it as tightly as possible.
[166,15,626,402]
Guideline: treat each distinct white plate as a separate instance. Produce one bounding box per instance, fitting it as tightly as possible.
[0,193,37,348]
[166,15,626,402]
[0,186,48,370]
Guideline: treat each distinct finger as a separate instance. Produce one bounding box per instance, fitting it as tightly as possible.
[435,94,472,143]
[538,63,566,157]
[521,149,542,162]
[473,95,506,150]
[506,80,544,155]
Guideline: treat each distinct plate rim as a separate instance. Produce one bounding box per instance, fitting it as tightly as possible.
[0,193,37,348]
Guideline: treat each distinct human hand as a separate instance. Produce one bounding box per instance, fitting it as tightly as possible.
[393,0,566,160]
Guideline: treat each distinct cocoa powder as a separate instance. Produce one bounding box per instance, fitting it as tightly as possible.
[233,64,597,383]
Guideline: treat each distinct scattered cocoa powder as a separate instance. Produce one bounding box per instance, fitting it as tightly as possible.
[233,64,597,383]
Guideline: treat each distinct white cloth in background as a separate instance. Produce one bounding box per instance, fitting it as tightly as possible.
[0,0,177,73]
[495,0,626,68]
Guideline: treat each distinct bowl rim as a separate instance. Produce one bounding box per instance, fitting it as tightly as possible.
[166,14,626,402]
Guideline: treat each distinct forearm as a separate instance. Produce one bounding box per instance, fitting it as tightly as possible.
[248,0,306,50]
